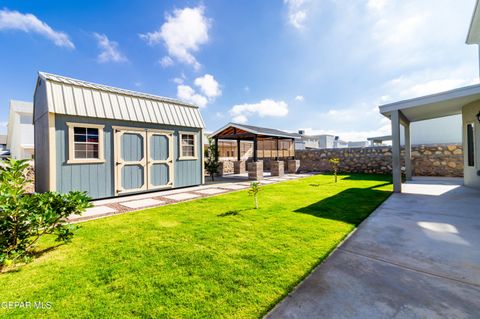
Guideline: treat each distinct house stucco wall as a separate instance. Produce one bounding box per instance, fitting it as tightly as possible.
[462,101,480,188]
[295,144,464,177]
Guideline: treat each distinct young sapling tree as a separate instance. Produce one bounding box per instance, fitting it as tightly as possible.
[329,157,340,183]
[248,182,261,209]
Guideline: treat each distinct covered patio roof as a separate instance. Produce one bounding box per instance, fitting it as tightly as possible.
[209,123,297,162]
[379,83,480,194]
[209,122,298,140]
[379,83,480,122]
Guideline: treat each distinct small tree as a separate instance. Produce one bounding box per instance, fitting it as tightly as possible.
[0,159,92,267]
[204,138,220,181]
[329,157,340,183]
[248,182,261,209]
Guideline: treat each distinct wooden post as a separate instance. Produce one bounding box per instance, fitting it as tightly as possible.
[276,138,279,160]
[292,138,295,159]
[214,138,219,162]
[253,136,258,162]
[237,139,241,161]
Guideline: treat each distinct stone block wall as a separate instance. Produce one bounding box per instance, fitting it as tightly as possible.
[295,144,463,177]
[217,161,234,176]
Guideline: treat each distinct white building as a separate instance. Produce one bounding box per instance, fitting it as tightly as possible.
[7,100,34,159]
[295,131,348,149]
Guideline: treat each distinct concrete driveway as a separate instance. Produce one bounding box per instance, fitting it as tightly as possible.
[266,178,480,319]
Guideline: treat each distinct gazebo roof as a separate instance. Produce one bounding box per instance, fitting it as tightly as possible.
[209,122,298,140]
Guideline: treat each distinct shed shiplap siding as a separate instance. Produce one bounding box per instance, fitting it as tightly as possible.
[55,115,201,199]
[41,72,205,129]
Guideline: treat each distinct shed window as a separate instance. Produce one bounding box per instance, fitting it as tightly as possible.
[467,123,475,167]
[74,127,99,159]
[67,122,105,164]
[179,133,197,159]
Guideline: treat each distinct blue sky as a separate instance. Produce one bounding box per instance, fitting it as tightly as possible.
[0,0,478,140]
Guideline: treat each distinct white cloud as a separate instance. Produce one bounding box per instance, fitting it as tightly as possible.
[172,73,187,84]
[229,99,289,123]
[0,9,74,48]
[233,115,248,124]
[93,33,127,63]
[140,6,210,70]
[367,0,387,11]
[384,65,478,100]
[295,95,304,102]
[361,0,473,70]
[173,77,183,84]
[194,74,221,99]
[284,0,308,30]
[159,56,174,67]
[175,73,221,107]
[177,84,208,108]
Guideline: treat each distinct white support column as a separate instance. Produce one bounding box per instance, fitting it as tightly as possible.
[404,121,412,181]
[391,110,402,193]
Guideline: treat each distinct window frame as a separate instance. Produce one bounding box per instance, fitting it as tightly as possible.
[66,122,105,164]
[178,131,198,160]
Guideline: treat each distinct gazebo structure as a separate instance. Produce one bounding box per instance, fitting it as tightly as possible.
[209,123,300,179]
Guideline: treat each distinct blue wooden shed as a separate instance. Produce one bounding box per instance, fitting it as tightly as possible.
[33,72,205,199]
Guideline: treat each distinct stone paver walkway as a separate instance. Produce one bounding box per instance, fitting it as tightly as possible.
[266,177,480,319]
[69,173,314,222]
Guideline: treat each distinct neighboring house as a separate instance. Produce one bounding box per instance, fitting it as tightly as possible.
[0,134,9,159]
[379,0,480,192]
[0,134,6,150]
[367,135,392,146]
[33,72,205,199]
[347,141,369,148]
[295,131,348,149]
[6,100,34,160]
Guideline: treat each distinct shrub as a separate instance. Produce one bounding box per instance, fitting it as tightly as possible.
[0,159,92,267]
[204,138,220,181]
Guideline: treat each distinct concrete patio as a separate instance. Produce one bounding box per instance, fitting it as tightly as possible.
[267,177,480,319]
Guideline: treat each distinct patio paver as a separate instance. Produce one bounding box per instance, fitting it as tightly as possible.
[219,184,248,190]
[194,188,227,195]
[120,198,164,209]
[163,193,201,201]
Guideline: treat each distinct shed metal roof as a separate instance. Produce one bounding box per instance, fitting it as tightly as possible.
[38,72,205,128]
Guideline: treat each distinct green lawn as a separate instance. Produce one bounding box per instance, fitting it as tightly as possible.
[0,174,392,318]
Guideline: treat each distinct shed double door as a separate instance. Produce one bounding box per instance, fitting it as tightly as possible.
[114,128,174,195]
